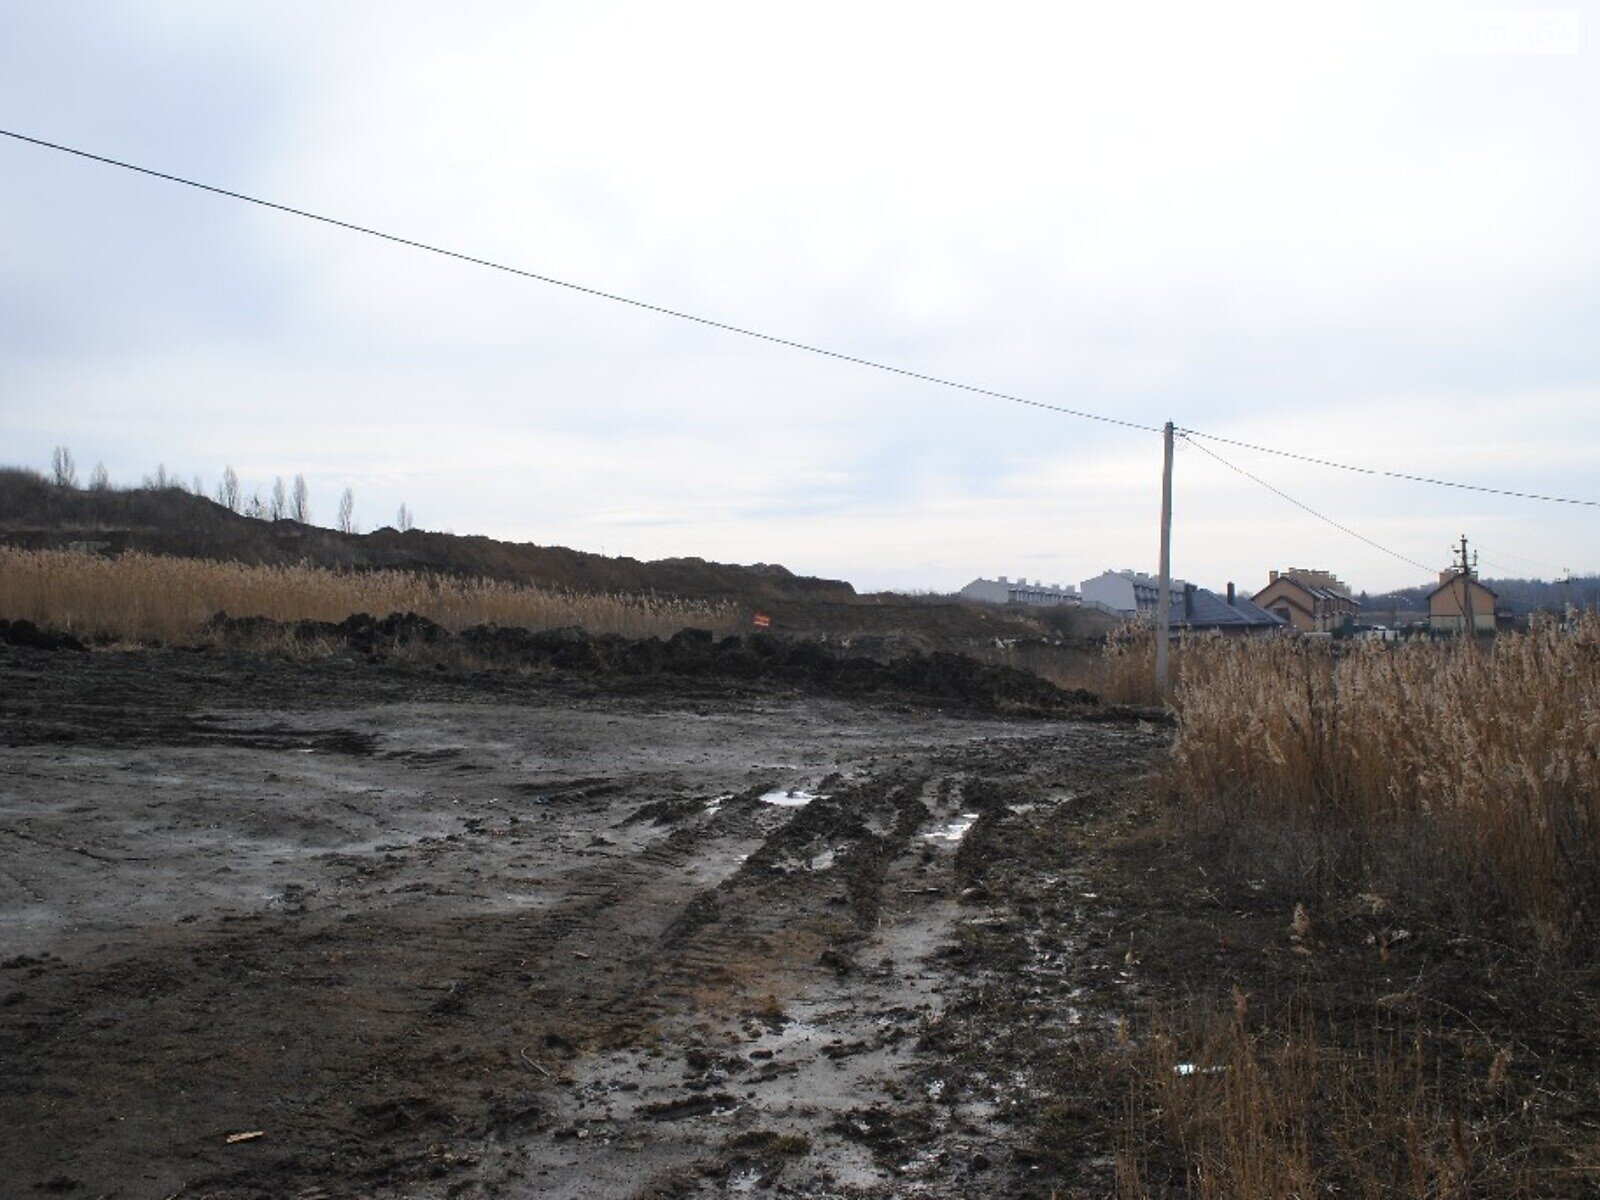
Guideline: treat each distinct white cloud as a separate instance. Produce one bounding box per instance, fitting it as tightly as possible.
[3,1,1597,597]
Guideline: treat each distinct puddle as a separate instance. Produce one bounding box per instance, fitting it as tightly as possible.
[922,813,980,843]
[760,788,822,808]
[704,793,732,816]
[747,1017,820,1055]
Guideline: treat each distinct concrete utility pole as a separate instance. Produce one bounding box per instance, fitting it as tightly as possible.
[1155,421,1174,697]
[1456,533,1475,640]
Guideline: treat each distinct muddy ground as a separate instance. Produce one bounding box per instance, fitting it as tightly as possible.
[1,638,1173,1199]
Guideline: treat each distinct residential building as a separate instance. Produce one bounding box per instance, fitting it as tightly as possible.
[1169,583,1286,636]
[1428,570,1496,634]
[958,576,1079,607]
[1252,568,1359,633]
[1080,569,1185,618]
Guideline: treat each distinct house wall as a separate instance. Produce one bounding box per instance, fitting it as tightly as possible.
[1429,577,1496,632]
[1008,584,1078,607]
[1252,578,1317,632]
[1253,576,1358,633]
[1081,570,1183,617]
[960,577,1079,607]
[959,577,1013,604]
[1079,571,1138,614]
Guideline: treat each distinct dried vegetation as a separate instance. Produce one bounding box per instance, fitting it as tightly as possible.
[1113,620,1600,1198]
[0,547,743,643]
[1168,619,1600,953]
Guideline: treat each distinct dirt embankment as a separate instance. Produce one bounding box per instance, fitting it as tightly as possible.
[201,611,1112,718]
[0,470,1119,650]
[0,469,854,605]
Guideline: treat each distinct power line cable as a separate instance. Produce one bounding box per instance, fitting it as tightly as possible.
[1178,427,1600,509]
[1181,433,1438,575]
[0,127,1158,435]
[6,126,1599,511]
[1472,541,1566,578]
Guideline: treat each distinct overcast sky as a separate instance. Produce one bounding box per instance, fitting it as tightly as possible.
[3,2,1596,595]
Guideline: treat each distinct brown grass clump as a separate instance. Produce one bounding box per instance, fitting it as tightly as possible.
[0,547,742,643]
[1166,619,1600,956]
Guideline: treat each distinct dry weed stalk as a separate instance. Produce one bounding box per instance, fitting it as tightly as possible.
[0,548,742,643]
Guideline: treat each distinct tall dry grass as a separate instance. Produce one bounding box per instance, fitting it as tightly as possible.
[1098,623,1171,705]
[0,547,743,643]
[972,624,1171,703]
[1166,619,1600,953]
[1069,624,1595,1197]
[1117,999,1531,1200]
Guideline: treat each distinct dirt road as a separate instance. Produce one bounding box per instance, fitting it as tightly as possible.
[1,642,1164,1198]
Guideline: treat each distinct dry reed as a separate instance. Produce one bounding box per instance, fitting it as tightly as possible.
[1165,619,1600,953]
[0,547,743,643]
[1110,623,1595,1196]
[1117,1001,1529,1200]
[973,624,1170,702]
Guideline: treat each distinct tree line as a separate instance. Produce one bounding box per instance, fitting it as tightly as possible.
[47,445,415,534]
[1361,574,1600,617]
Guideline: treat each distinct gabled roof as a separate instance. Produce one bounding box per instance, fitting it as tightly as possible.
[1173,586,1286,630]
[1427,573,1497,599]
[1254,575,1355,606]
[1228,594,1289,625]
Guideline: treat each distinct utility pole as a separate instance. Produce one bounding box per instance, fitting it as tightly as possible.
[1155,421,1174,698]
[1455,533,1475,640]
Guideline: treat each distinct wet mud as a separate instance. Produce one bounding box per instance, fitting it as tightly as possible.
[1,641,1166,1198]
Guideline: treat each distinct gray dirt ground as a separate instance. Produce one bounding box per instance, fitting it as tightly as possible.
[0,645,1165,1199]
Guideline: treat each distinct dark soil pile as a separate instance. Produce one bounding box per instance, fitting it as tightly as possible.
[203,611,1101,716]
[0,618,86,652]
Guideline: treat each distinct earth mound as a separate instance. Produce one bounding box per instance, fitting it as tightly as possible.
[203,611,1100,716]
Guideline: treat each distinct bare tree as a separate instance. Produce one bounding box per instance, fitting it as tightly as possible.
[244,491,264,519]
[192,474,204,496]
[88,462,110,491]
[291,474,311,524]
[145,463,172,490]
[269,477,287,521]
[396,502,414,532]
[51,446,78,488]
[338,487,356,534]
[217,466,241,512]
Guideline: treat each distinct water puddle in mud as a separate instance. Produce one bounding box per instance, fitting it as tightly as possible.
[760,788,823,807]
[923,813,980,843]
